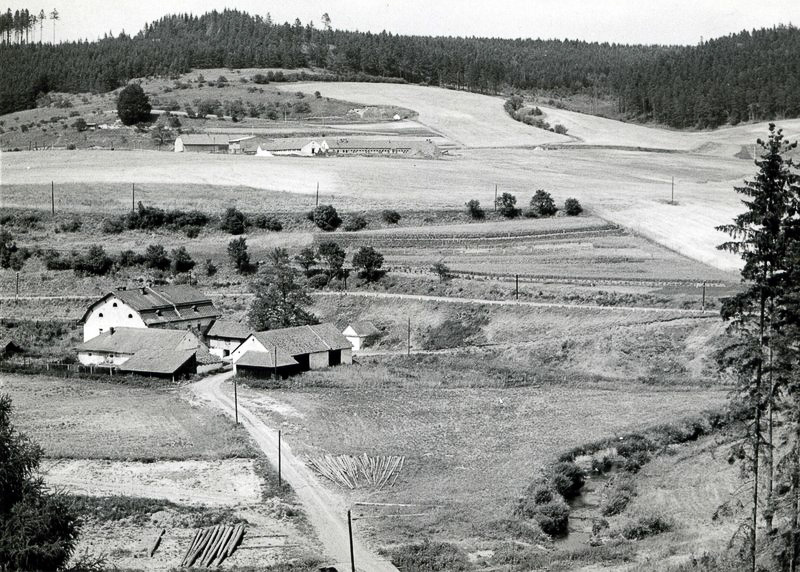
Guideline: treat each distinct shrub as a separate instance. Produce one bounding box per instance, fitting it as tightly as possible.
[144,244,170,270]
[170,247,195,274]
[312,205,341,232]
[530,190,558,217]
[496,192,519,218]
[553,123,568,135]
[204,259,217,277]
[601,473,636,516]
[381,209,401,224]
[253,214,283,232]
[56,218,82,233]
[550,461,584,498]
[72,118,87,132]
[431,261,451,282]
[620,514,673,540]
[532,486,554,505]
[219,207,249,235]
[66,143,76,150]
[387,540,471,572]
[352,246,384,282]
[308,274,329,289]
[564,197,583,216]
[101,217,125,234]
[531,500,570,536]
[227,238,252,274]
[465,199,485,220]
[343,215,367,232]
[117,249,145,268]
[184,225,200,238]
[75,245,113,276]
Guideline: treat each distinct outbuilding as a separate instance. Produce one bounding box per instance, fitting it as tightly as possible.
[342,321,380,351]
[174,134,230,153]
[76,327,202,369]
[231,323,352,377]
[206,320,252,359]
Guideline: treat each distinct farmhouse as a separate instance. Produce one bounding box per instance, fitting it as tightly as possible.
[206,320,252,359]
[79,285,219,342]
[342,321,380,352]
[76,326,202,374]
[174,134,230,153]
[231,323,352,377]
[0,338,23,358]
[228,135,256,154]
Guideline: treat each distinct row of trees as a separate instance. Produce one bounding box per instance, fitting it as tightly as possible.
[2,9,799,127]
[466,192,581,219]
[718,124,800,570]
[0,8,58,45]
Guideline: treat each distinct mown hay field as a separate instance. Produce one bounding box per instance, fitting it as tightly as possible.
[236,356,727,547]
[1,374,255,460]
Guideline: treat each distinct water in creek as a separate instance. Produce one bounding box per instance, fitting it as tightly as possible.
[556,470,614,550]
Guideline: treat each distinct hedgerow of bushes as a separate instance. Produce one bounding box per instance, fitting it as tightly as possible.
[513,409,731,540]
[40,243,196,277]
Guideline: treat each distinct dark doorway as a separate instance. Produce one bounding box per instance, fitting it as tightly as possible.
[329,349,342,366]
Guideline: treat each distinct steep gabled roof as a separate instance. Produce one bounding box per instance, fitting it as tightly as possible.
[207,320,252,341]
[345,321,380,337]
[119,348,196,375]
[252,323,352,356]
[235,349,298,369]
[80,286,219,325]
[77,327,196,354]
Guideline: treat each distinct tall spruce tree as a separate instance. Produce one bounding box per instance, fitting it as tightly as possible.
[717,123,800,570]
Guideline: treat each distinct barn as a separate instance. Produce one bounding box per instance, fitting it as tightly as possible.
[174,134,230,153]
[231,323,352,377]
[327,138,412,156]
[80,285,219,342]
[206,320,252,359]
[254,138,329,156]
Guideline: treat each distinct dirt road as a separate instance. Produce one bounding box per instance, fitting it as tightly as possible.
[191,371,398,572]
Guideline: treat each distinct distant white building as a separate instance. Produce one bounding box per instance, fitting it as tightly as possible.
[206,320,251,359]
[174,134,230,153]
[254,138,329,157]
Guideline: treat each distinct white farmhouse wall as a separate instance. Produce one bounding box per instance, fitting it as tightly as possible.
[230,336,267,363]
[341,348,353,365]
[208,338,242,359]
[77,351,132,366]
[83,297,147,341]
[344,335,363,351]
[174,138,185,152]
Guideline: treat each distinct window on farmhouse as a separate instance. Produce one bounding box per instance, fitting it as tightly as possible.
[99,313,103,317]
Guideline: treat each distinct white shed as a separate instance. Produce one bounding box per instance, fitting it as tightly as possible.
[342,321,380,351]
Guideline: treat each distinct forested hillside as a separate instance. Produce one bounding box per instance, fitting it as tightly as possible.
[1,8,799,128]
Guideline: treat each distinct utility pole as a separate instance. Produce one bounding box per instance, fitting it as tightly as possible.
[702,281,706,311]
[671,177,675,205]
[315,182,319,207]
[132,183,135,212]
[51,181,54,215]
[233,377,239,424]
[278,430,282,486]
[494,184,498,212]
[515,274,519,300]
[273,345,278,379]
[15,272,19,301]
[407,316,411,356]
[348,510,355,572]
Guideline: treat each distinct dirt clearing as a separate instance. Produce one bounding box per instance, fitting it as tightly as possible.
[43,459,262,506]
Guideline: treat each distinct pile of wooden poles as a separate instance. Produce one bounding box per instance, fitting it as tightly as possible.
[309,453,404,490]
[180,523,245,568]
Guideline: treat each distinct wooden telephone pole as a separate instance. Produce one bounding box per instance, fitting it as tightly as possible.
[51,181,55,215]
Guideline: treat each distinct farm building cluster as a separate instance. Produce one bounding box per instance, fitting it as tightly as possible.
[74,285,375,379]
[174,134,437,157]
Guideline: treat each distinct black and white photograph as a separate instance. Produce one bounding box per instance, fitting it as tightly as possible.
[2,1,800,570]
